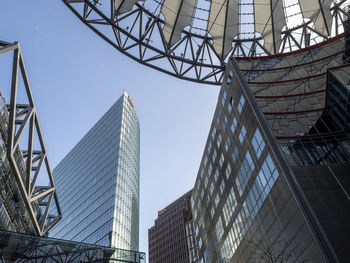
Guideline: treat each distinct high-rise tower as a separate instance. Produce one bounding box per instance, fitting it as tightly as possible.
[49,91,140,251]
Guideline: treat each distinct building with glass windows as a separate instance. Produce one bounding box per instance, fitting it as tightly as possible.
[49,91,140,251]
[148,190,199,263]
[185,219,200,263]
[191,33,350,263]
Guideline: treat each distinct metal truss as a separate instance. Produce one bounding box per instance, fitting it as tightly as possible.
[0,40,61,236]
[62,0,346,85]
[0,230,145,263]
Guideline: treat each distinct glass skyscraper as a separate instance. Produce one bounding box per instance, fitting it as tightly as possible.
[49,91,140,251]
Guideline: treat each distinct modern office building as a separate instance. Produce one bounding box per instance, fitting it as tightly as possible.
[191,33,350,262]
[49,91,140,251]
[148,190,199,263]
[0,40,61,236]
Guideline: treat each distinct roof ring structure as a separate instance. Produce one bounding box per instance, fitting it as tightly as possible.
[63,0,350,85]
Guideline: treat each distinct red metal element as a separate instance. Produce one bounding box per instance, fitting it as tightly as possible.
[263,107,325,115]
[249,72,326,85]
[242,50,347,72]
[237,34,345,61]
[255,89,326,99]
[276,130,349,140]
[128,96,135,107]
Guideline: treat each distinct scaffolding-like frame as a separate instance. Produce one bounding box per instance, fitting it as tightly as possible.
[62,0,348,85]
[0,40,61,236]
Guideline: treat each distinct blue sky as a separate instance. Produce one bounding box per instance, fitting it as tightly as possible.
[0,0,219,256]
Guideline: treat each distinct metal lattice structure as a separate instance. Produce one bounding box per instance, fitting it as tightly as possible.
[0,40,61,236]
[0,230,145,263]
[62,0,349,84]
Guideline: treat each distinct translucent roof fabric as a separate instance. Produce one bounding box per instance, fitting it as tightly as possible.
[115,0,145,15]
[147,0,336,57]
[64,0,349,84]
[114,0,339,56]
[237,34,347,138]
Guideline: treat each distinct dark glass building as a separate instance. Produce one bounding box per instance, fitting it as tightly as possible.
[148,190,199,263]
[191,33,350,263]
[49,91,140,250]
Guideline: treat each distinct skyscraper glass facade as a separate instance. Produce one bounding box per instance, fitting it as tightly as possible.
[49,91,140,251]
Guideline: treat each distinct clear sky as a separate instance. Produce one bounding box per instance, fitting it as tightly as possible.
[0,0,219,256]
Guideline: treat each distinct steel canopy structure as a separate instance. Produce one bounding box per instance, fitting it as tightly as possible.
[62,0,349,84]
[0,41,61,236]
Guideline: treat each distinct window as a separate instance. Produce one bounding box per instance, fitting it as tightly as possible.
[215,218,225,242]
[209,182,214,196]
[251,128,265,159]
[228,97,234,112]
[237,95,245,114]
[219,153,224,167]
[222,116,228,130]
[214,169,219,183]
[220,180,225,194]
[217,109,222,124]
[213,149,217,163]
[239,125,246,144]
[225,163,232,180]
[222,187,237,225]
[226,70,233,85]
[207,141,212,154]
[217,134,222,148]
[210,207,215,218]
[230,117,238,134]
[235,151,255,196]
[225,136,231,152]
[214,192,220,207]
[231,145,239,162]
[221,91,227,106]
[211,127,216,140]
[243,154,279,227]
[204,155,208,166]
[208,164,212,176]
[200,168,204,179]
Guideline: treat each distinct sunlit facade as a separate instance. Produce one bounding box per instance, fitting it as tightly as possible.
[49,91,140,251]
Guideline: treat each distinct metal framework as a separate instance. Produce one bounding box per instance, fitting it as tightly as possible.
[0,230,145,263]
[0,40,61,236]
[62,0,349,85]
